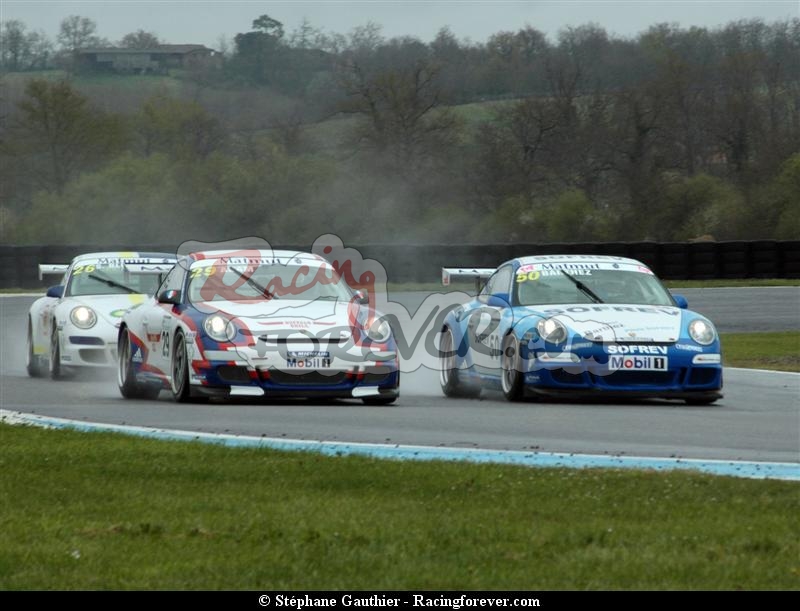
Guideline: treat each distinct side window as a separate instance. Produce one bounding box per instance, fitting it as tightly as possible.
[158,262,185,295]
[480,274,497,297]
[479,265,513,299]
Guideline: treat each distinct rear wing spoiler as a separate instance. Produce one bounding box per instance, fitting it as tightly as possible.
[442,267,495,292]
[38,264,68,281]
[123,263,174,274]
[38,262,174,281]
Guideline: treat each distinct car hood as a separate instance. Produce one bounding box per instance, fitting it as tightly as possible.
[191,297,362,335]
[64,294,149,328]
[520,303,687,342]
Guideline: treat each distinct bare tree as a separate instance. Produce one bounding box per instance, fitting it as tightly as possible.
[15,79,129,193]
[1,20,31,71]
[57,15,99,53]
[334,37,460,168]
[120,29,160,49]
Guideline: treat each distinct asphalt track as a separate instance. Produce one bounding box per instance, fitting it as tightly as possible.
[1,289,798,472]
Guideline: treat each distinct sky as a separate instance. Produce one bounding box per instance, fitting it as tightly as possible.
[1,0,797,49]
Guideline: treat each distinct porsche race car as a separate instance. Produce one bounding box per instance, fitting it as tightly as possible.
[27,251,177,378]
[439,255,723,404]
[116,249,400,403]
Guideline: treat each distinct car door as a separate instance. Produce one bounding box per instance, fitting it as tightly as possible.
[144,263,186,373]
[464,265,514,375]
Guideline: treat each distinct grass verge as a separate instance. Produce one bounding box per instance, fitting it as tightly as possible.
[0,423,798,590]
[721,332,800,372]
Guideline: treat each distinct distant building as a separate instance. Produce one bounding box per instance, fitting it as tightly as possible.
[76,45,219,74]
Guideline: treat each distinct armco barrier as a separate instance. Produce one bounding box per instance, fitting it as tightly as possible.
[1,241,798,289]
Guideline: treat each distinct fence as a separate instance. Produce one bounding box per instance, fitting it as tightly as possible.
[1,241,798,289]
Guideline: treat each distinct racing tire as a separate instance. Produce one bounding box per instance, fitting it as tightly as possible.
[118,328,161,400]
[439,327,481,399]
[26,317,45,377]
[500,334,524,402]
[170,331,192,403]
[48,321,62,379]
[169,331,208,403]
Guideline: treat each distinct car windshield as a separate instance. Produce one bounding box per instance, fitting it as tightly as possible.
[187,261,353,303]
[66,260,166,297]
[515,265,674,306]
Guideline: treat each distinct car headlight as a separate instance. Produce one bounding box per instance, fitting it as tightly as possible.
[688,318,716,345]
[203,315,236,342]
[70,306,97,329]
[536,317,567,344]
[365,318,392,342]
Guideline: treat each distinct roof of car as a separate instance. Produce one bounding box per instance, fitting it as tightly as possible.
[514,254,645,267]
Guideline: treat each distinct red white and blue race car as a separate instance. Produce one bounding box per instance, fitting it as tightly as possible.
[116,249,400,403]
[439,255,723,404]
[27,252,177,378]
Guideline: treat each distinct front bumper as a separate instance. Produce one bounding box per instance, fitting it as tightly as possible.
[59,329,118,367]
[517,345,723,399]
[188,344,400,399]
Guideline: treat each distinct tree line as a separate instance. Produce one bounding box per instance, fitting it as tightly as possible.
[0,15,798,245]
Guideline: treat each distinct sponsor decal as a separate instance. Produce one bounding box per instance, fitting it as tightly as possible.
[286,357,332,368]
[287,351,330,358]
[607,345,668,355]
[544,306,679,316]
[539,262,600,271]
[609,355,668,371]
[676,343,703,353]
[110,309,127,318]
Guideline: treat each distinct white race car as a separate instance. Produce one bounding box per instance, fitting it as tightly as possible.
[27,251,177,378]
[116,248,400,403]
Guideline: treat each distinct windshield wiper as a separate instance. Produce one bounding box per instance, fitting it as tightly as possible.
[229,268,276,299]
[560,271,603,304]
[87,273,137,294]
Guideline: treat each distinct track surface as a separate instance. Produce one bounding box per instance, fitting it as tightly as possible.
[2,290,798,464]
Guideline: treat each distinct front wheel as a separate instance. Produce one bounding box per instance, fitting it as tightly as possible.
[439,328,481,398]
[26,317,45,377]
[48,321,62,379]
[118,328,161,400]
[170,331,191,403]
[500,334,524,401]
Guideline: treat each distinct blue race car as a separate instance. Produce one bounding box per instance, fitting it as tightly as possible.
[116,249,399,404]
[439,255,723,404]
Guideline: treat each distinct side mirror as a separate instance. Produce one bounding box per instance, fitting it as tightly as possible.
[484,292,510,308]
[158,289,181,305]
[672,294,688,309]
[46,285,64,298]
[353,290,369,305]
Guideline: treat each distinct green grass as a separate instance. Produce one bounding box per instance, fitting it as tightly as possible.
[0,423,797,590]
[721,332,800,372]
